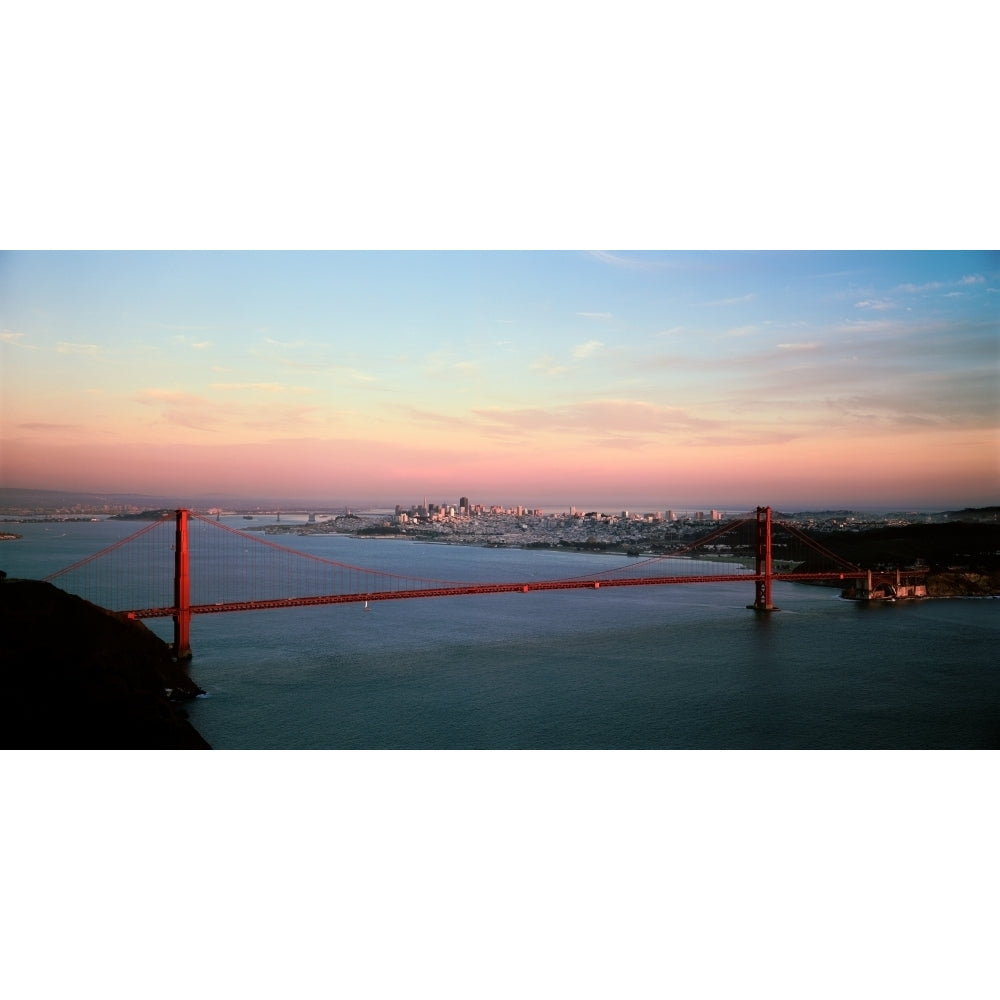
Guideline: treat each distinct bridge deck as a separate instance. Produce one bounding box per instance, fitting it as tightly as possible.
[126,570,870,618]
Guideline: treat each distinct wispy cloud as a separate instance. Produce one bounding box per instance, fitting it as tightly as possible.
[572,340,604,359]
[831,318,898,336]
[133,387,325,434]
[576,311,612,320]
[135,389,190,402]
[776,341,821,351]
[133,389,222,431]
[390,405,469,429]
[587,251,641,269]
[855,299,895,310]
[689,429,800,448]
[706,293,756,307]
[719,323,768,339]
[263,353,377,383]
[585,250,708,272]
[17,421,79,431]
[264,336,307,349]
[241,404,322,432]
[1,330,26,345]
[897,274,987,294]
[422,351,482,379]
[472,399,721,437]
[210,382,312,394]
[56,341,99,355]
[586,251,667,271]
[528,355,570,376]
[170,334,213,349]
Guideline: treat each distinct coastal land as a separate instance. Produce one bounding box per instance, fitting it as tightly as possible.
[2,578,209,749]
[242,507,1000,598]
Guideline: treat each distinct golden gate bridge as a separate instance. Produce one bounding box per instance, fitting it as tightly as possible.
[43,507,923,659]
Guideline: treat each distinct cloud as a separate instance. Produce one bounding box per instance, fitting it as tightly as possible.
[528,355,570,376]
[263,354,378,383]
[56,341,99,355]
[240,404,322,431]
[706,293,756,306]
[689,429,800,447]
[576,311,612,320]
[585,251,661,271]
[572,340,604,359]
[854,299,895,310]
[421,351,482,380]
[390,405,469,429]
[472,399,721,437]
[585,251,704,272]
[776,341,821,352]
[896,274,986,295]
[17,421,79,431]
[132,387,327,434]
[133,389,222,431]
[719,323,767,339]
[831,318,897,336]
[211,382,292,392]
[264,337,307,349]
[135,389,198,403]
[170,334,213,349]
[1,330,26,345]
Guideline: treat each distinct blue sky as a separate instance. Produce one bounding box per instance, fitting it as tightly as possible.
[2,250,996,509]
[2,4,996,510]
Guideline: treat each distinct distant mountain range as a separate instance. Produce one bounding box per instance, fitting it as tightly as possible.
[0,487,360,511]
[1,488,996,520]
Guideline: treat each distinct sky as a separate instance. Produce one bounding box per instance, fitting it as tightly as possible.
[0,250,996,510]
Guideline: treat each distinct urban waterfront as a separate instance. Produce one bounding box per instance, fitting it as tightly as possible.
[3,518,997,749]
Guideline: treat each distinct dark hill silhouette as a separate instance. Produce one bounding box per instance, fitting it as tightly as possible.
[1,579,209,748]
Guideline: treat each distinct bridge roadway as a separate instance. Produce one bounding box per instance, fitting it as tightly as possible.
[126,569,866,619]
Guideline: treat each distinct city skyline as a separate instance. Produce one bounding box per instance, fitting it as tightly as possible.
[1,250,997,511]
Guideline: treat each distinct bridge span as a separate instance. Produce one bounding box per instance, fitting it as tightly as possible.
[45,506,925,659]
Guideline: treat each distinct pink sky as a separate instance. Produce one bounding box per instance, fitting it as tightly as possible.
[2,251,997,511]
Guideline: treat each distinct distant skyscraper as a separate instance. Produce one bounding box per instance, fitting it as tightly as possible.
[459,496,470,511]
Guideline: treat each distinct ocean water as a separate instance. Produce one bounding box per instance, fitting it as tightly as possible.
[3,518,998,748]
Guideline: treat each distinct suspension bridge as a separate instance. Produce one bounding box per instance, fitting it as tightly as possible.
[43,507,925,659]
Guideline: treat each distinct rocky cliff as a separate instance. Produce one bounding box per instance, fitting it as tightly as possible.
[1,579,210,748]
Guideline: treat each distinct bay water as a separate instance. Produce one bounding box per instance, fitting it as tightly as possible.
[4,517,997,748]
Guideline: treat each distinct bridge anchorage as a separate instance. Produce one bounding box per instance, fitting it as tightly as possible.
[42,505,928,659]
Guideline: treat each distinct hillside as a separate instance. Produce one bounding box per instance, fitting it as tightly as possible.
[1,579,209,748]
[796,520,1000,597]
